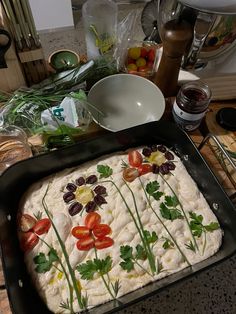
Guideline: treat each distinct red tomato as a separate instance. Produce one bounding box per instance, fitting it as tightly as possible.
[72,226,90,239]
[147,48,155,62]
[94,236,114,250]
[85,212,101,230]
[138,164,153,176]
[93,224,111,238]
[127,57,135,64]
[140,47,148,58]
[20,232,39,252]
[123,167,139,182]
[128,150,143,167]
[138,65,148,72]
[76,236,94,251]
[19,214,37,232]
[147,60,154,69]
[33,218,51,235]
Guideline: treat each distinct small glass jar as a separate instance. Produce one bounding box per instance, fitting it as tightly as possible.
[172,81,212,131]
[0,125,32,174]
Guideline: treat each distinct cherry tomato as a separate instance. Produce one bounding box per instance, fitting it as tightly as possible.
[93,224,111,238]
[33,218,51,235]
[138,164,153,176]
[147,48,155,62]
[128,150,143,167]
[127,57,135,64]
[85,212,101,230]
[20,232,39,252]
[140,47,148,58]
[19,214,37,232]
[147,60,154,69]
[94,236,114,250]
[72,226,90,239]
[123,167,139,182]
[76,236,94,251]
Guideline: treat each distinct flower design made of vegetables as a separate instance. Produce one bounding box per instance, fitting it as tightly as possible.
[19,213,51,252]
[63,175,107,216]
[123,145,176,183]
[72,212,114,251]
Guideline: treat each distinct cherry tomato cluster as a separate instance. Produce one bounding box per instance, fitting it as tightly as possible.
[123,150,152,183]
[19,214,51,252]
[71,212,114,251]
[125,45,157,77]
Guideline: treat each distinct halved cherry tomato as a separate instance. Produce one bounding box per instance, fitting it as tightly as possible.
[123,167,139,182]
[128,150,143,167]
[76,236,94,251]
[19,214,37,232]
[93,224,111,238]
[20,232,39,252]
[85,212,101,230]
[72,226,90,239]
[138,164,153,176]
[94,236,114,250]
[33,218,51,235]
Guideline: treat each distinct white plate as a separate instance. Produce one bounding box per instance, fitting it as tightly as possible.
[88,74,165,132]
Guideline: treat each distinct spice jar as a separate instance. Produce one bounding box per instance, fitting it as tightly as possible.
[172,81,212,131]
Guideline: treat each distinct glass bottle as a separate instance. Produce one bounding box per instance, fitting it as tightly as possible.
[172,81,212,131]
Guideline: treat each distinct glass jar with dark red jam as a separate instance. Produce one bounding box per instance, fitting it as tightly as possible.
[172,81,212,131]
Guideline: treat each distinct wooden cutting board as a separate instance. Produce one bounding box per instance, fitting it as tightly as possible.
[205,103,236,189]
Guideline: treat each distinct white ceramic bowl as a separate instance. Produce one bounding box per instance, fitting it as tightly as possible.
[87,74,165,132]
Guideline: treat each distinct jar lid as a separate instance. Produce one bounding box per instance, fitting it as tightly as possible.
[216,107,236,131]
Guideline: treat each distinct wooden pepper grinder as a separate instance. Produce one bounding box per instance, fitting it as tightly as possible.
[154,19,193,98]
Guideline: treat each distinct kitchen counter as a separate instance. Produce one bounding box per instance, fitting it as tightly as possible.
[1,4,236,314]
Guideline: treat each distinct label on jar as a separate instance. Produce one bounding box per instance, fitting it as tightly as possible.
[172,101,207,131]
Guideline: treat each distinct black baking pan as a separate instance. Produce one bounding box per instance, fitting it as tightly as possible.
[0,120,236,314]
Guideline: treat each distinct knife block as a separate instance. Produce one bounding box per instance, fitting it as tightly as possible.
[0,4,26,92]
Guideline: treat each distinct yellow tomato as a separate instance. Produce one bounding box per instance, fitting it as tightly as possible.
[128,47,141,60]
[136,57,146,67]
[127,63,138,71]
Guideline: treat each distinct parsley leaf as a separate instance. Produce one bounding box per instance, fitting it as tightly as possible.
[97,165,113,178]
[94,256,112,275]
[76,260,97,280]
[135,244,147,260]
[143,230,158,244]
[160,203,183,221]
[33,248,59,274]
[189,211,220,238]
[204,222,220,232]
[120,245,133,260]
[76,256,113,280]
[162,238,174,249]
[119,244,149,273]
[146,181,163,200]
[164,195,179,207]
[120,259,134,272]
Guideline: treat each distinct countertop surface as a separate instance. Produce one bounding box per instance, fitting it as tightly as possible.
[1,3,236,314]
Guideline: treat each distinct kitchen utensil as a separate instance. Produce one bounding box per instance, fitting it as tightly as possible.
[142,0,236,69]
[0,121,236,314]
[87,73,165,131]
[1,0,48,86]
[0,28,11,68]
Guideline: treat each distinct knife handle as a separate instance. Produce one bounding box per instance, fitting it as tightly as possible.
[0,28,12,68]
[154,19,193,97]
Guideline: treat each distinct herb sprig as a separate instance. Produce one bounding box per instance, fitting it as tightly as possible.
[189,212,220,254]
[77,255,120,299]
[33,248,59,273]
